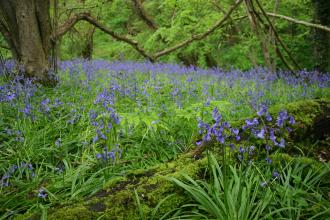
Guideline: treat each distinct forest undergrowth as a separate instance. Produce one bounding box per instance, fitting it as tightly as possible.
[0,60,329,219]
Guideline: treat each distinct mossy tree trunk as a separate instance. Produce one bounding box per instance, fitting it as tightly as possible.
[17,99,330,220]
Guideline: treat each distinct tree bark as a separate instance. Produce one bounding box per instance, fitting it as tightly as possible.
[312,0,330,72]
[0,0,56,85]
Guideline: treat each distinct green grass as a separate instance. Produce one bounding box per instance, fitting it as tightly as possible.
[0,65,329,219]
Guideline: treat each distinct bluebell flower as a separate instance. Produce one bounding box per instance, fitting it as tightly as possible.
[272,171,280,179]
[239,146,245,154]
[38,188,47,199]
[266,113,272,122]
[260,181,267,187]
[265,157,272,164]
[288,116,295,125]
[230,128,239,136]
[55,138,61,147]
[277,138,285,148]
[257,105,268,116]
[96,129,107,140]
[256,127,265,139]
[276,110,288,127]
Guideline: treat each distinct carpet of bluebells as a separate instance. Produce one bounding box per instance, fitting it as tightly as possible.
[0,59,330,218]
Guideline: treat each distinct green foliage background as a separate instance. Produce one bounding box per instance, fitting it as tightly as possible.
[54,0,323,71]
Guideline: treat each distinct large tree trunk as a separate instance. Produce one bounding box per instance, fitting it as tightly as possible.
[0,0,56,85]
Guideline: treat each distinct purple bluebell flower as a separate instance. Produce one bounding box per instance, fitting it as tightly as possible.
[288,116,295,125]
[96,129,107,140]
[269,129,277,145]
[277,138,285,148]
[231,128,239,136]
[257,105,268,116]
[55,138,61,147]
[260,181,267,187]
[272,171,280,179]
[256,127,265,139]
[38,188,47,199]
[40,98,51,112]
[265,157,272,164]
[23,103,32,116]
[276,110,288,127]
[6,91,16,101]
[239,146,245,154]
[266,113,272,122]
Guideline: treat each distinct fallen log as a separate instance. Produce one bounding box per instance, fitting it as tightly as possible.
[18,99,330,220]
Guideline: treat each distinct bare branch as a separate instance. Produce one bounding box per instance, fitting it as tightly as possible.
[55,12,154,61]
[54,0,243,62]
[266,12,330,33]
[154,0,244,59]
[255,0,301,70]
[131,0,158,30]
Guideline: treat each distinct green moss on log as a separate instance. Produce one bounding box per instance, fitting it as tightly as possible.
[16,99,330,219]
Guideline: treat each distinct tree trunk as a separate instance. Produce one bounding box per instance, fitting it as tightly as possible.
[312,0,330,72]
[244,0,272,70]
[0,0,56,85]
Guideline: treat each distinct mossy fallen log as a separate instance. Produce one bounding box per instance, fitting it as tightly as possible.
[17,99,329,220]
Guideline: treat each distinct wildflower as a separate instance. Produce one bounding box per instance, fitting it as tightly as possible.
[288,116,295,125]
[276,110,288,127]
[266,113,272,122]
[277,138,285,148]
[6,91,16,101]
[257,105,268,116]
[230,128,239,136]
[55,138,61,147]
[265,157,272,164]
[260,181,267,187]
[272,171,280,179]
[38,188,47,199]
[256,127,265,139]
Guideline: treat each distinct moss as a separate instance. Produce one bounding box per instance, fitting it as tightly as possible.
[18,99,330,219]
[48,206,97,220]
[45,154,209,219]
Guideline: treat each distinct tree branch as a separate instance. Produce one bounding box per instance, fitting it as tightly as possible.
[154,0,244,59]
[266,12,330,33]
[255,0,301,70]
[55,12,155,61]
[55,0,243,62]
[131,0,158,30]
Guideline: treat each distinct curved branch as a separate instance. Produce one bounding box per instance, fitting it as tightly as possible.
[54,0,243,62]
[131,0,158,30]
[54,12,155,61]
[154,0,243,59]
